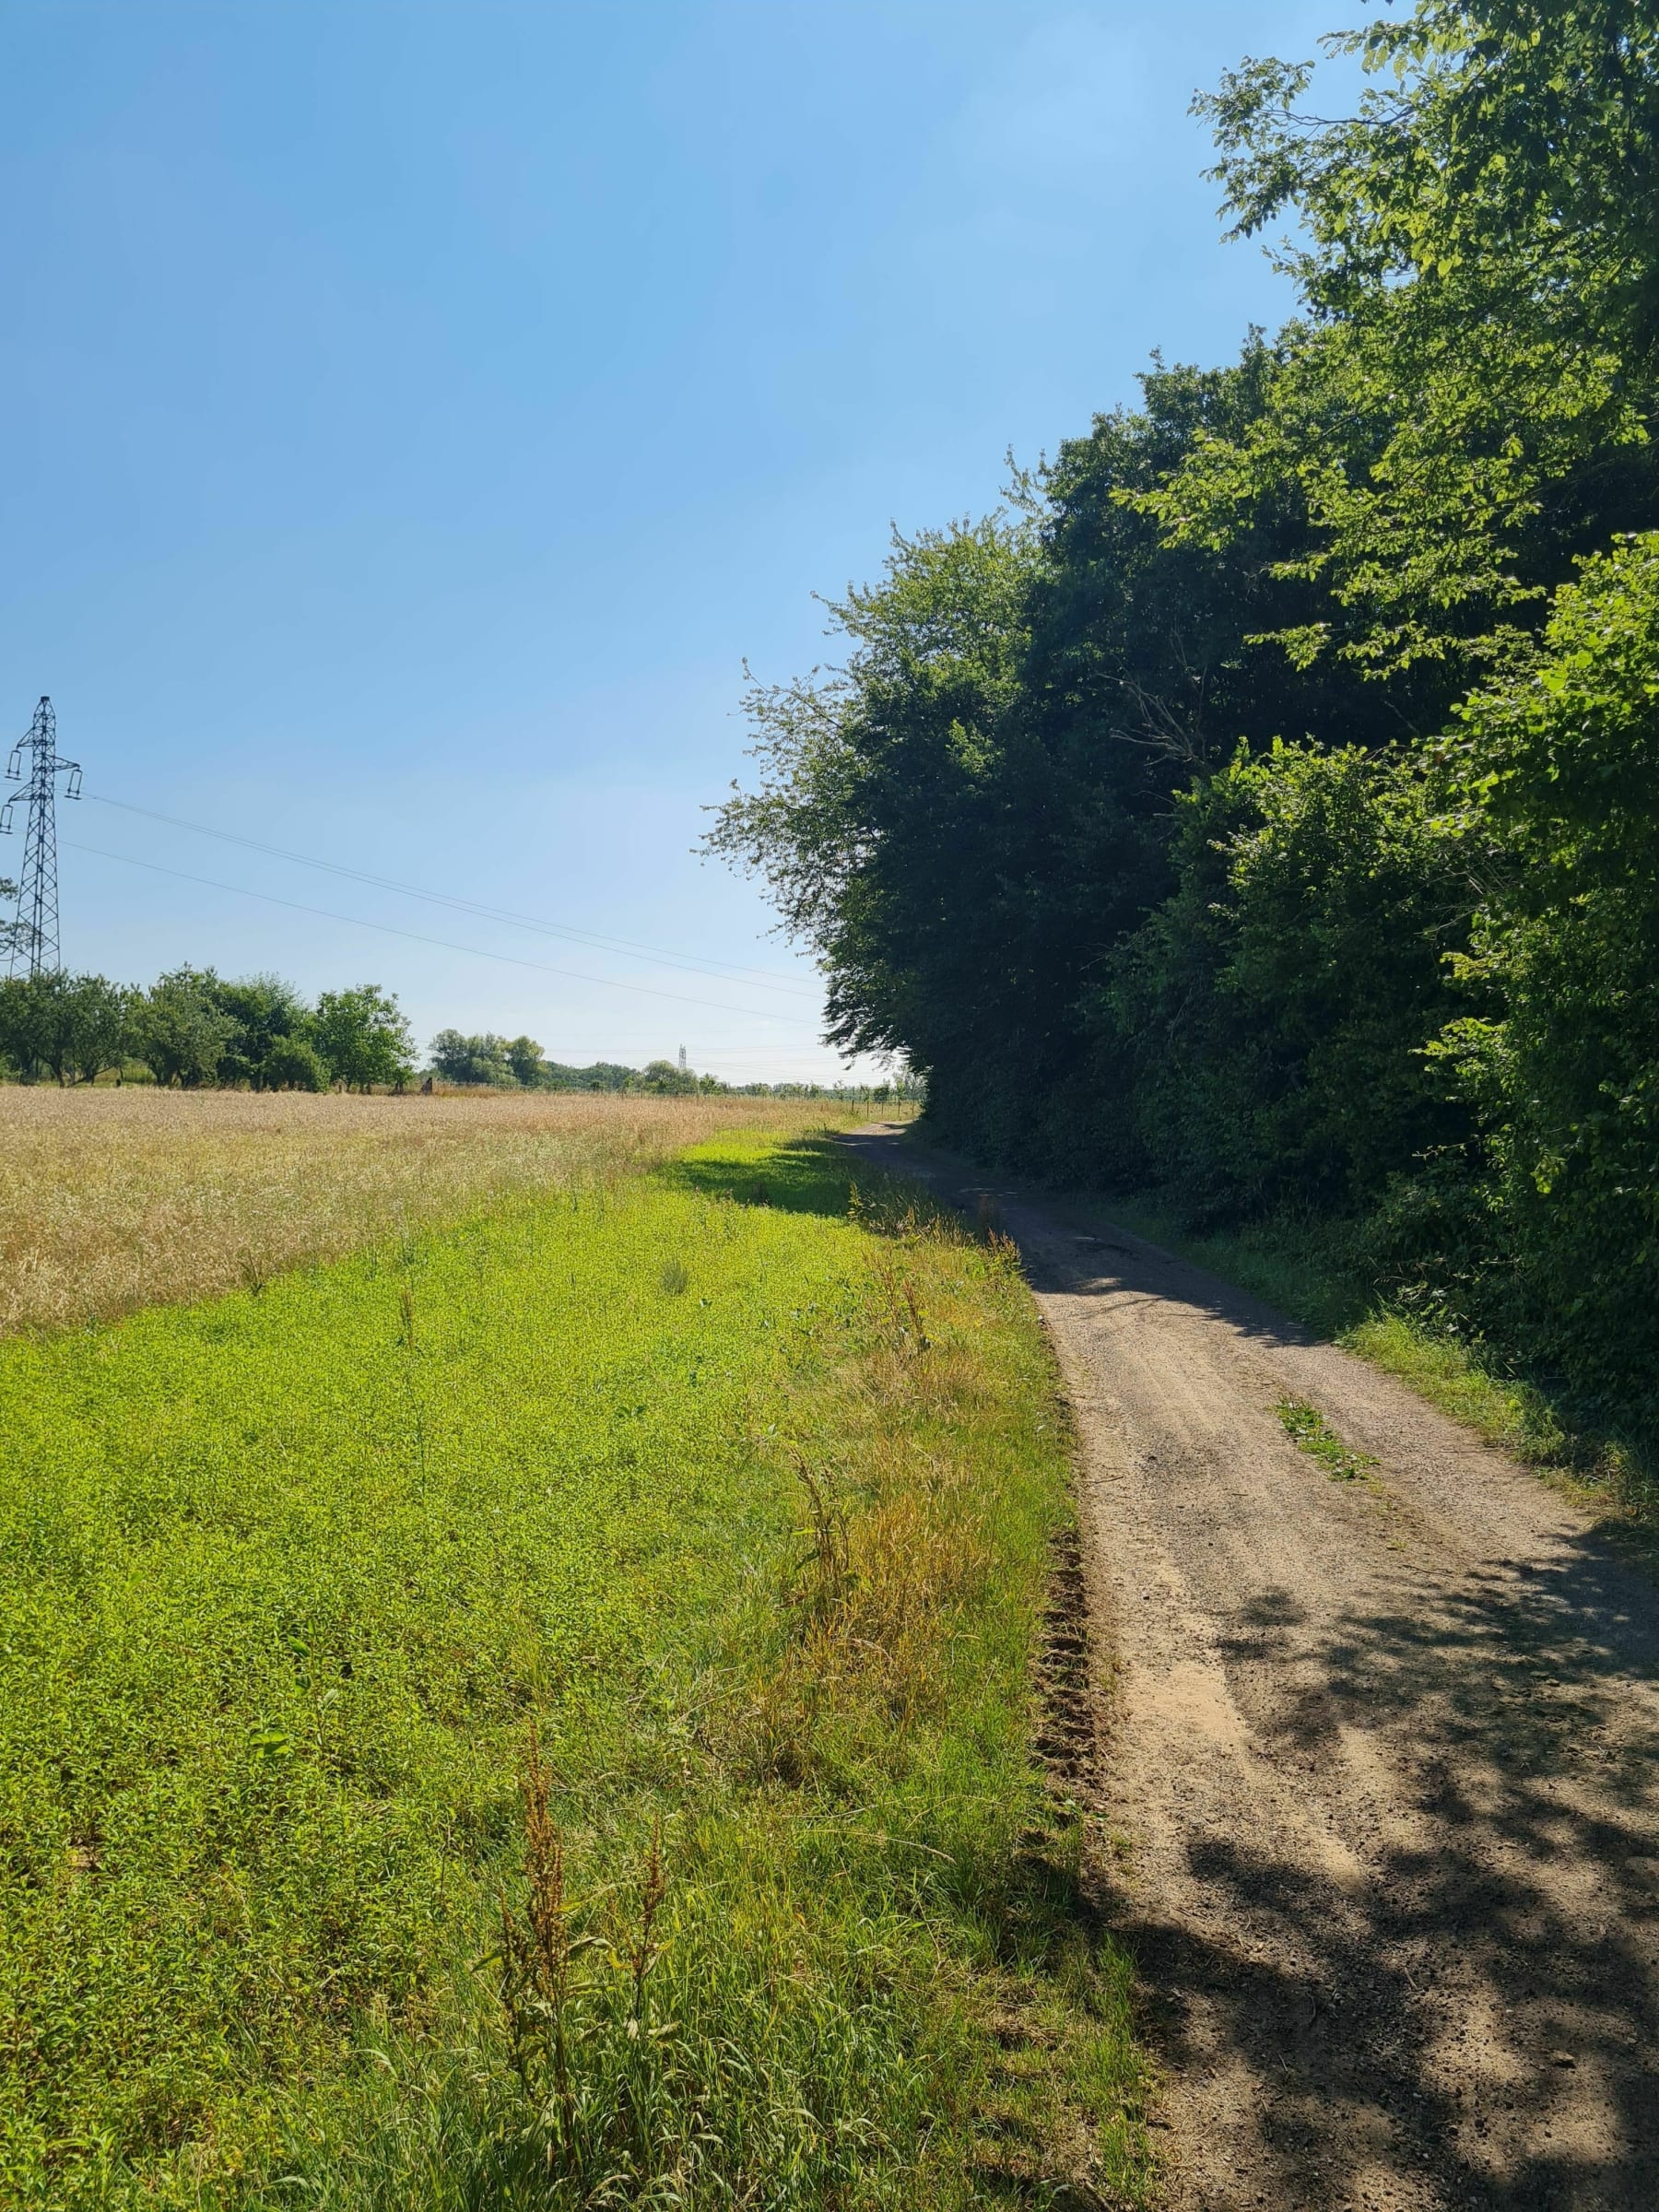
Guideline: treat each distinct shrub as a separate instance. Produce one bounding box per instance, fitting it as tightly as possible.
[428,1029,515,1087]
[257,1034,330,1092]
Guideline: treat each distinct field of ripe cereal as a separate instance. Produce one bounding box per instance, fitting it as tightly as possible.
[0,1087,851,1335]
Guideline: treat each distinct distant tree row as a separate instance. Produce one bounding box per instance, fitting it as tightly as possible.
[429,1032,727,1094]
[425,1029,908,1100]
[427,1030,636,1091]
[0,967,414,1090]
[0,968,909,1103]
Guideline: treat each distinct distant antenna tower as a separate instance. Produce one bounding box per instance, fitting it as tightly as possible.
[2,698,81,977]
[677,1043,688,1074]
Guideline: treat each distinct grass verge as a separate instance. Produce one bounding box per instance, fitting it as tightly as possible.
[0,1131,1148,2208]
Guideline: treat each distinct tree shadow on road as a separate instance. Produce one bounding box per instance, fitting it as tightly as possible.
[1119,1544,1659,2210]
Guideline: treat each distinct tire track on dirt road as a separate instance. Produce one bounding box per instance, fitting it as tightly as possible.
[844,1127,1659,2212]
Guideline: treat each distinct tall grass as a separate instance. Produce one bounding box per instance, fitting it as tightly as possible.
[0,1088,852,1336]
[0,1132,1148,2209]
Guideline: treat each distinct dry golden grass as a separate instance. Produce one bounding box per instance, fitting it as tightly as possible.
[0,1087,857,1335]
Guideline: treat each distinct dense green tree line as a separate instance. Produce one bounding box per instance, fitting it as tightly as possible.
[0,967,414,1092]
[431,1031,722,1093]
[712,1,1659,1408]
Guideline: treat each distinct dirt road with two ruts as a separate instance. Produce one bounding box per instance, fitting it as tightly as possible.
[845,1126,1659,2212]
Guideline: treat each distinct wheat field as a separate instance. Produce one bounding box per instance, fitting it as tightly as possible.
[0,1086,859,1335]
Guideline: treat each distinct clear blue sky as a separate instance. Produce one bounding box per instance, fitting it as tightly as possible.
[1,0,1346,1081]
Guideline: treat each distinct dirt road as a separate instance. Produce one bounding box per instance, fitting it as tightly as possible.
[846,1128,1659,2212]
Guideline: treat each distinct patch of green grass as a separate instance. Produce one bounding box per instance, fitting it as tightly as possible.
[1274,1397,1379,1485]
[1339,1310,1560,1458]
[0,1131,1149,2209]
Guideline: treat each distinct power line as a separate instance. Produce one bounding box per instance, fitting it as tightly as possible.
[63,841,823,1030]
[80,793,817,996]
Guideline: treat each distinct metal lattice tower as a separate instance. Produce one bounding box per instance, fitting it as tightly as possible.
[2,698,81,978]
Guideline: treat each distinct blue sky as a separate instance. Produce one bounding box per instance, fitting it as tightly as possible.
[1,0,1347,1080]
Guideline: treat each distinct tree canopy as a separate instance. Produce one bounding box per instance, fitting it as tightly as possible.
[712,0,1659,1412]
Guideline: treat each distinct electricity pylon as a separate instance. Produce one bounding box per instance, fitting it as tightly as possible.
[2,698,81,977]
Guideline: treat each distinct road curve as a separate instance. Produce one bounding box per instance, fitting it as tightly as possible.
[844,1126,1659,2212]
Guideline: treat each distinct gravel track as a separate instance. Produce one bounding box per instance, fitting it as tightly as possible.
[845,1128,1659,2212]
